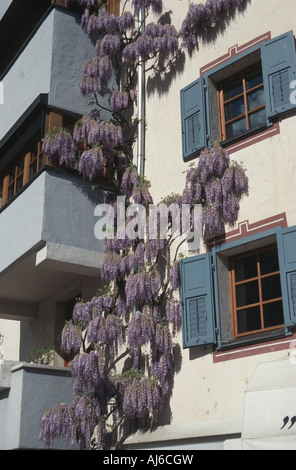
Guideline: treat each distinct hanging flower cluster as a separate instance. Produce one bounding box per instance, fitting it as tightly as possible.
[40,394,107,450]
[80,55,113,96]
[61,321,83,357]
[125,269,162,307]
[181,0,249,52]
[182,144,248,239]
[74,114,124,178]
[42,128,76,168]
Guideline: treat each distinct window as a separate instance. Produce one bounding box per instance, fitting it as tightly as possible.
[179,225,296,350]
[0,110,112,209]
[218,65,266,141]
[229,246,284,338]
[180,31,296,161]
[0,133,44,207]
[29,141,44,179]
[7,154,26,202]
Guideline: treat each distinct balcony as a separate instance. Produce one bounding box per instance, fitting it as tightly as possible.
[0,361,74,449]
[0,4,96,142]
[0,167,106,320]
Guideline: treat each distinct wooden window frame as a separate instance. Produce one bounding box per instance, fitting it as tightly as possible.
[0,138,47,208]
[229,244,285,339]
[106,0,120,15]
[218,63,266,142]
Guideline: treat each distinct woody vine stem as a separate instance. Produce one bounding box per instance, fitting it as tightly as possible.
[40,0,250,450]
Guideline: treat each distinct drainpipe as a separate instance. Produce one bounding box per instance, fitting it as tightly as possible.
[0,334,4,365]
[130,5,146,435]
[137,6,145,177]
[132,5,146,369]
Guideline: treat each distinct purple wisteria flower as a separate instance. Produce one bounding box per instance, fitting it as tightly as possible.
[78,146,105,180]
[40,403,77,449]
[61,322,82,357]
[166,299,181,329]
[110,91,130,112]
[181,144,248,239]
[121,166,139,197]
[169,261,180,291]
[42,128,76,168]
[96,34,121,57]
[125,269,161,307]
[132,0,163,15]
[181,0,248,51]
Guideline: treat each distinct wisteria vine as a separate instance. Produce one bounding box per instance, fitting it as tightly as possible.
[40,0,249,450]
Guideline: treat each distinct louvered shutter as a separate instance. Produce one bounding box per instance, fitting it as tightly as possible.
[180,78,207,162]
[261,31,296,121]
[179,253,216,348]
[277,226,296,329]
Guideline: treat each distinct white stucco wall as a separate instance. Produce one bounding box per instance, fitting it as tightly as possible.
[0,7,96,142]
[0,10,54,141]
[130,0,296,446]
[145,0,296,229]
[0,320,20,361]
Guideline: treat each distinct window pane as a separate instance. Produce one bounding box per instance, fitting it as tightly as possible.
[249,108,266,129]
[263,301,284,328]
[236,280,259,307]
[30,160,38,179]
[224,96,245,121]
[9,166,16,182]
[260,249,279,275]
[8,186,14,201]
[246,68,263,90]
[234,254,258,282]
[17,156,25,174]
[247,87,265,111]
[226,117,246,139]
[237,306,261,334]
[224,78,243,100]
[261,274,282,301]
[16,180,22,193]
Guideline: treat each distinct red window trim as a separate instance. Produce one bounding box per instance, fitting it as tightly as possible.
[200,32,281,154]
[207,213,288,251]
[207,212,290,363]
[200,32,271,77]
[213,333,296,363]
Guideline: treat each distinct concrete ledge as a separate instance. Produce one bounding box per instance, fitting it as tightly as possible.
[10,362,71,374]
[36,242,103,276]
[0,360,74,449]
[124,417,243,446]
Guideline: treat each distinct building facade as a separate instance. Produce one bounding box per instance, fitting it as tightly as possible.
[1,0,296,451]
[123,0,296,451]
[0,0,116,450]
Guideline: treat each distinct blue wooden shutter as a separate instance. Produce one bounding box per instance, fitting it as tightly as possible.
[180,78,207,162]
[261,31,296,121]
[277,226,296,329]
[179,253,216,348]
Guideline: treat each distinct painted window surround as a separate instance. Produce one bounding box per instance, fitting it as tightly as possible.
[181,30,296,161]
[179,213,296,362]
[211,213,295,362]
[200,32,279,155]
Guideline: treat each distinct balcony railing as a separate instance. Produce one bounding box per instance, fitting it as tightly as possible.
[0,362,74,449]
[0,125,112,210]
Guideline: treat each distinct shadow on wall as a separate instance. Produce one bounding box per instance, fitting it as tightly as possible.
[147,0,251,98]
